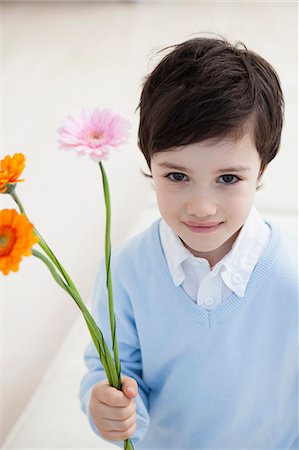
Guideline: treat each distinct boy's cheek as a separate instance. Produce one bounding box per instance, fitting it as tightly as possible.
[156,198,176,220]
[227,199,255,226]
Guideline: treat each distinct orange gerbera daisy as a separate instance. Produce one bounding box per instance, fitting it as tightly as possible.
[0,209,39,275]
[0,153,26,193]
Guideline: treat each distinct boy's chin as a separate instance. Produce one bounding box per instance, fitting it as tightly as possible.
[180,236,218,252]
[180,232,239,261]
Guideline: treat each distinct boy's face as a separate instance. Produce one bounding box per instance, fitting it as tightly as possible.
[150,131,263,267]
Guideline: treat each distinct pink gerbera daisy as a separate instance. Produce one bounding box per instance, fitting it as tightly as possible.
[57,108,131,161]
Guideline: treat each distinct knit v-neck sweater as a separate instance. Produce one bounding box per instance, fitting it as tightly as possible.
[80,219,298,449]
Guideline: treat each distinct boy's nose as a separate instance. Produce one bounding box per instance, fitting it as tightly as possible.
[186,193,217,218]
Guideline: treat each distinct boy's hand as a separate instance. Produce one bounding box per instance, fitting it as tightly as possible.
[90,376,138,441]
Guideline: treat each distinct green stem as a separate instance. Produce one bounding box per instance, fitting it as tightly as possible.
[66,284,119,387]
[10,191,80,298]
[10,191,25,214]
[124,438,134,450]
[35,227,80,295]
[12,188,133,449]
[97,165,134,450]
[99,162,121,389]
[32,249,69,292]
[32,249,119,387]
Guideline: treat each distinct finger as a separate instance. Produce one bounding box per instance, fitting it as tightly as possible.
[121,376,138,399]
[97,384,131,407]
[101,413,136,433]
[101,422,136,442]
[99,400,136,421]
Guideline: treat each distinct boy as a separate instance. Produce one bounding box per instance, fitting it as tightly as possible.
[80,37,298,449]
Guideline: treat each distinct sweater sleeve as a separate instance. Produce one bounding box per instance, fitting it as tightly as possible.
[79,259,150,447]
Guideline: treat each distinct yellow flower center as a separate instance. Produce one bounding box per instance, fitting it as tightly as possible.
[0,226,16,256]
[89,131,103,141]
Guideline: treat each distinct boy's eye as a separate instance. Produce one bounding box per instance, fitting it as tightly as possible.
[218,174,240,184]
[166,172,188,182]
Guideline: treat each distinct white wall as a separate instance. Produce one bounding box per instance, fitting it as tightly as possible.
[1,1,297,444]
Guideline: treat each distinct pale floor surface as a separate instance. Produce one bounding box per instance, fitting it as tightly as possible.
[2,318,118,450]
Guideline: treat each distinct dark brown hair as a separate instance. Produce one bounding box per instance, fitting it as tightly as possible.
[137,36,284,174]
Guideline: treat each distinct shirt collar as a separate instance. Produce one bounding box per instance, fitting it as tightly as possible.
[159,206,270,296]
[160,220,191,286]
[219,206,270,296]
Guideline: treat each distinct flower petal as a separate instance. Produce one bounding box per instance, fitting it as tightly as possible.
[0,153,26,193]
[0,209,39,275]
[57,108,131,161]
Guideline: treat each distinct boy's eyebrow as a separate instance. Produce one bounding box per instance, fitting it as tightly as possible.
[213,166,251,174]
[157,162,191,171]
[157,162,251,173]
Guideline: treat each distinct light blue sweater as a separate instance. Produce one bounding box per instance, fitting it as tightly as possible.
[80,219,298,449]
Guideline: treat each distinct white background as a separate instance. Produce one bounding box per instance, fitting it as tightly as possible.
[1,1,297,447]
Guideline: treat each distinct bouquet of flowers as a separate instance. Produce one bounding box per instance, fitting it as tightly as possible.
[0,108,133,450]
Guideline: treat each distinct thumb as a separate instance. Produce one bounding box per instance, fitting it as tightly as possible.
[121,376,138,399]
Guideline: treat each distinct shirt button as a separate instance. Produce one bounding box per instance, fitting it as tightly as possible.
[233,274,242,284]
[204,296,215,307]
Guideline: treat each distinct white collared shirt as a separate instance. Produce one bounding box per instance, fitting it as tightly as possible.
[159,206,271,310]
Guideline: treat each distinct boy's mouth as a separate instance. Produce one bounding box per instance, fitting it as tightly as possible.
[183,221,223,233]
